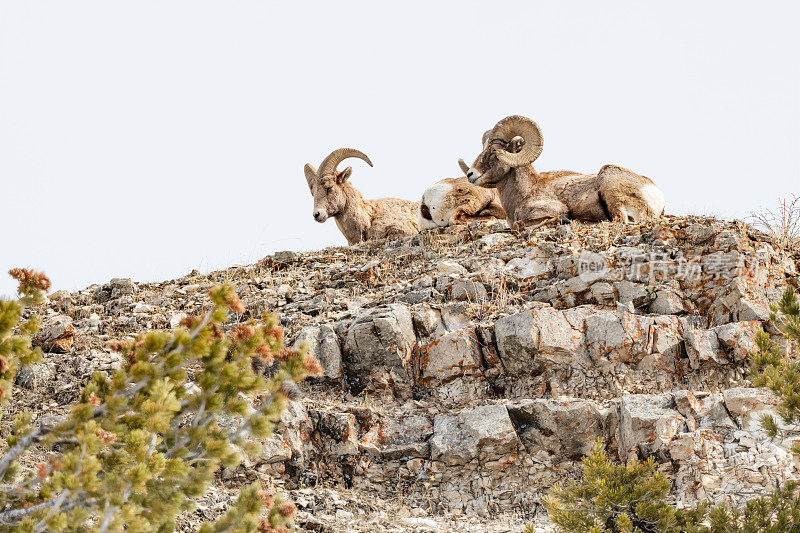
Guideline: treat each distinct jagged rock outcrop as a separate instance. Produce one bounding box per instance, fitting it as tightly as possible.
[14,215,800,532]
[342,303,416,397]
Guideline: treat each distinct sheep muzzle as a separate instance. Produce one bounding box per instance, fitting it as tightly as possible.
[313,208,328,222]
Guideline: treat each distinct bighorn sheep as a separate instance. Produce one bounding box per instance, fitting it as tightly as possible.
[304,148,419,245]
[458,115,665,230]
[417,177,506,230]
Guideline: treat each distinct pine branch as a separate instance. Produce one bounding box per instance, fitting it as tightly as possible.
[0,415,61,480]
[0,493,94,525]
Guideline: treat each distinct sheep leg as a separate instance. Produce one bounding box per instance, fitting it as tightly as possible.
[516,200,570,229]
[452,212,500,224]
[597,166,653,223]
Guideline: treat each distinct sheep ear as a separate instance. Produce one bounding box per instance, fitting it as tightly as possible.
[476,197,506,219]
[336,167,353,183]
[452,209,470,224]
[304,164,317,189]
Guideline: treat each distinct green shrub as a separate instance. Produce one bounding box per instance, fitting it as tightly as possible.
[750,285,800,447]
[0,268,321,532]
[543,440,708,533]
[705,481,800,533]
[542,439,800,533]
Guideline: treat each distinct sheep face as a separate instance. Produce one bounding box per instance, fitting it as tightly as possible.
[460,139,523,189]
[304,148,374,224]
[304,163,352,223]
[459,115,544,190]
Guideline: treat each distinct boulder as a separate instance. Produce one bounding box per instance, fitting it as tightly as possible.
[417,328,482,384]
[479,233,514,249]
[278,401,313,463]
[400,288,438,305]
[343,304,416,395]
[450,280,488,302]
[722,387,780,432]
[585,309,652,364]
[589,282,616,305]
[32,315,75,353]
[707,276,771,325]
[430,404,520,465]
[132,302,155,314]
[308,410,360,457]
[413,307,444,338]
[272,250,299,268]
[94,278,135,302]
[14,362,57,391]
[650,316,682,358]
[668,429,724,462]
[169,312,188,329]
[494,306,583,374]
[441,303,470,331]
[714,321,760,361]
[256,434,293,464]
[294,324,342,380]
[683,328,723,368]
[650,289,685,315]
[436,260,468,276]
[504,256,553,281]
[375,413,433,459]
[673,390,702,419]
[695,393,738,430]
[508,397,604,456]
[618,393,686,460]
[615,280,649,307]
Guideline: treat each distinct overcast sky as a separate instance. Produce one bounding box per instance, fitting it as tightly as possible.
[1,1,798,297]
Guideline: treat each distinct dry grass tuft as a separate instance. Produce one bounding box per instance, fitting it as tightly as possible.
[466,272,524,322]
[749,195,800,252]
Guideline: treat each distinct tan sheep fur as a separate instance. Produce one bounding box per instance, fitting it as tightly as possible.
[417,177,506,230]
[304,148,419,245]
[459,116,665,230]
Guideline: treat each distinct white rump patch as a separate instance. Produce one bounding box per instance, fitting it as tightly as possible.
[420,182,456,227]
[640,184,665,216]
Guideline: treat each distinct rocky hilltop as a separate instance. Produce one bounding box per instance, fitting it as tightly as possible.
[9,216,800,532]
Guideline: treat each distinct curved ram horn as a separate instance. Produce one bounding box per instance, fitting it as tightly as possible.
[488,115,543,167]
[481,129,493,148]
[318,148,373,177]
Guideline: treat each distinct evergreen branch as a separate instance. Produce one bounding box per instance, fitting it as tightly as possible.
[33,489,68,533]
[0,493,94,525]
[0,415,61,480]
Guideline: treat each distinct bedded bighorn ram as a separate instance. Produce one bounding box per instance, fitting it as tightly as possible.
[304,148,419,245]
[457,115,665,229]
[417,177,506,230]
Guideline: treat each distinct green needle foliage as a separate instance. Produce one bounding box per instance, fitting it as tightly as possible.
[542,439,800,533]
[543,440,708,533]
[0,269,48,409]
[705,481,800,533]
[750,285,800,446]
[0,269,321,532]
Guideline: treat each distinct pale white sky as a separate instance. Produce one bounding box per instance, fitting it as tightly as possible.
[1,1,798,297]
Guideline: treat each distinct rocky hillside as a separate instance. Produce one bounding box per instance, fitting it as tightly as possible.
[9,216,800,532]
